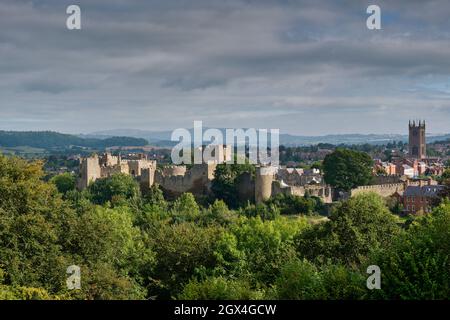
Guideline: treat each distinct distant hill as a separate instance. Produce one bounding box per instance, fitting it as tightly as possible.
[0,131,148,149]
[90,128,450,147]
[88,129,173,143]
[2,129,447,151]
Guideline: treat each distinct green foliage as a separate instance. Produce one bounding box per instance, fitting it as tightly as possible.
[51,172,76,194]
[211,163,255,208]
[212,231,246,277]
[0,155,70,293]
[143,183,167,209]
[270,259,366,300]
[323,148,373,191]
[88,173,140,206]
[270,259,325,299]
[179,276,264,300]
[76,262,147,300]
[239,203,280,220]
[386,196,404,215]
[61,205,152,273]
[3,152,450,300]
[201,200,237,226]
[296,193,401,265]
[0,154,150,300]
[0,284,61,300]
[439,168,450,184]
[230,216,308,284]
[265,193,324,215]
[370,201,450,299]
[171,193,200,223]
[149,222,223,298]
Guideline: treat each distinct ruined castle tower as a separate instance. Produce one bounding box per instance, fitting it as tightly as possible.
[255,166,276,204]
[77,154,101,190]
[408,120,426,159]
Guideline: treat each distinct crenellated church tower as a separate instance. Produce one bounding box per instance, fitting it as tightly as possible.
[408,120,426,159]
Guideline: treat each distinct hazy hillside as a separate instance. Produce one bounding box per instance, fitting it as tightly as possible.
[90,128,450,147]
[0,131,148,149]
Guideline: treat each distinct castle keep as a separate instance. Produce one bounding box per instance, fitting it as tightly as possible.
[77,149,227,198]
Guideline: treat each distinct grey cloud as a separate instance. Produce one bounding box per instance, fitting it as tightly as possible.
[0,0,450,134]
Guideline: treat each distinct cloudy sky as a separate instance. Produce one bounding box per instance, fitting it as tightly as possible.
[1,0,450,135]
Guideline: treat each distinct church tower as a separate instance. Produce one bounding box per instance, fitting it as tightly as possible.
[408,120,426,159]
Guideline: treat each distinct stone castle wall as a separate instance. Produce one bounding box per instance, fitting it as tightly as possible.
[271,181,333,203]
[79,155,404,207]
[140,163,217,198]
[255,166,332,204]
[350,183,405,198]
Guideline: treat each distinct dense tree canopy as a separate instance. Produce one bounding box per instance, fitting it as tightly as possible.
[211,162,255,208]
[88,173,140,206]
[51,173,76,195]
[323,148,373,191]
[370,200,450,299]
[296,193,401,265]
[0,153,449,300]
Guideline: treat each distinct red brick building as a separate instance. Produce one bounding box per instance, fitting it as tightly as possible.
[399,184,445,214]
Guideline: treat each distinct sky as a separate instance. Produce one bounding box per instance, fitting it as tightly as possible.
[1,0,450,135]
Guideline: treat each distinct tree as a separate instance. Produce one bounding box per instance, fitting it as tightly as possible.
[270,259,366,300]
[370,200,450,299]
[296,193,401,265]
[179,276,263,300]
[270,259,324,299]
[240,203,280,220]
[211,163,255,208]
[51,172,76,195]
[437,172,450,204]
[386,196,404,215]
[0,155,70,293]
[230,216,308,284]
[323,148,373,191]
[439,169,450,184]
[201,200,236,226]
[171,193,200,223]
[149,222,223,298]
[265,193,323,216]
[59,205,153,299]
[143,183,167,209]
[88,173,140,206]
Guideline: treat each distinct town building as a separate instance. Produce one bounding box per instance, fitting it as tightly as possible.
[399,184,445,215]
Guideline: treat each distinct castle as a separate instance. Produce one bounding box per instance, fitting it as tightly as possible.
[77,146,230,198]
[76,145,333,204]
[76,121,444,212]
